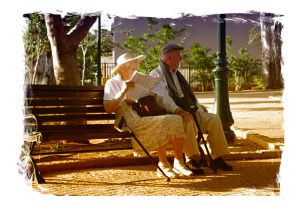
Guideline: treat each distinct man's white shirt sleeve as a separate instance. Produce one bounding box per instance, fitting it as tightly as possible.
[149,68,179,113]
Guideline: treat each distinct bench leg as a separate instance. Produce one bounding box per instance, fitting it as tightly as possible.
[131,135,171,182]
[29,142,46,184]
[31,157,46,184]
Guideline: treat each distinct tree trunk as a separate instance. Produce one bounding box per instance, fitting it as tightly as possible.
[260,13,283,89]
[273,21,284,89]
[31,52,56,84]
[24,58,35,84]
[44,13,97,85]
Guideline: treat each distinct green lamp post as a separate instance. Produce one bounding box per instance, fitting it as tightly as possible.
[213,14,236,143]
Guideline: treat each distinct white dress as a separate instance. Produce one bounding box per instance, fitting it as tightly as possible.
[104,75,186,152]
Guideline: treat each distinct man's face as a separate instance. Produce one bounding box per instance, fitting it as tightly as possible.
[167,50,182,71]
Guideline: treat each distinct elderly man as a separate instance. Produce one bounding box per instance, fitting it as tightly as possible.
[149,44,233,171]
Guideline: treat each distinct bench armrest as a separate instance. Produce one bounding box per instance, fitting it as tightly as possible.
[24,114,42,143]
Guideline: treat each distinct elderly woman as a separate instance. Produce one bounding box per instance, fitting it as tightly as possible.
[103,53,193,178]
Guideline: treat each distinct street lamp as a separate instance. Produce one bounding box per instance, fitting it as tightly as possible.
[213,14,235,143]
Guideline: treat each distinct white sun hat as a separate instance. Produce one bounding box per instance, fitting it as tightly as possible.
[111,53,145,75]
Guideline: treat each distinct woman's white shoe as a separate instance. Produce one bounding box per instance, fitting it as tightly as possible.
[157,162,179,178]
[173,159,193,176]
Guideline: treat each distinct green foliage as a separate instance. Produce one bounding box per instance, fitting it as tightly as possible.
[23,13,50,59]
[253,77,264,89]
[101,29,113,55]
[226,35,263,90]
[182,43,216,91]
[116,17,186,73]
[77,28,113,83]
[77,31,98,82]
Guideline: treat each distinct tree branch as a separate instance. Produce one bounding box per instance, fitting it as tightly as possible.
[68,15,97,46]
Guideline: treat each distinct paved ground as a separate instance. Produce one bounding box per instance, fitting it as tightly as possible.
[28,90,283,196]
[198,90,284,143]
[33,159,280,196]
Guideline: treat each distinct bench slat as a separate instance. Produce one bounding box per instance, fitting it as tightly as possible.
[35,113,115,122]
[25,106,105,114]
[39,124,118,131]
[25,84,103,91]
[26,90,103,98]
[25,98,103,107]
[41,131,131,138]
[40,131,132,142]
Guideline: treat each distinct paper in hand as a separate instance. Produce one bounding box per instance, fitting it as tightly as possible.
[126,71,161,101]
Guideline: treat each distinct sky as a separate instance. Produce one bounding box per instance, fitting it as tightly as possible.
[1,0,300,206]
[92,12,114,31]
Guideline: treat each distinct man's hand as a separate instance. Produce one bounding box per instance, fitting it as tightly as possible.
[175,108,194,123]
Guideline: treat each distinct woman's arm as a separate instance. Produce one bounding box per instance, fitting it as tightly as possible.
[104,81,135,113]
[104,96,124,114]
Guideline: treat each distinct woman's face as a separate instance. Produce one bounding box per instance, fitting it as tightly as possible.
[118,61,137,80]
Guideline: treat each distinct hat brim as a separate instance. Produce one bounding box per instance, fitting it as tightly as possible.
[111,55,145,74]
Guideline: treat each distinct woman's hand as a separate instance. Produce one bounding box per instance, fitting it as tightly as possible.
[121,80,135,96]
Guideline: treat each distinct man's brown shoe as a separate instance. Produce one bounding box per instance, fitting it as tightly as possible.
[210,157,233,171]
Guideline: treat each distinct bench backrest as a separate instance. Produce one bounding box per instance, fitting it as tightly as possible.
[24,84,131,143]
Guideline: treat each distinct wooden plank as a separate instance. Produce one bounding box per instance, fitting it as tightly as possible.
[24,85,104,98]
[40,131,132,142]
[35,113,115,122]
[24,84,103,91]
[39,124,117,132]
[25,98,103,107]
[25,90,103,98]
[24,105,105,114]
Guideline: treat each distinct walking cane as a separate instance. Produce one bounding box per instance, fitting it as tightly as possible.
[192,113,218,173]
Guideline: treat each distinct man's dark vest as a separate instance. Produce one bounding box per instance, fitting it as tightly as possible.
[160,61,198,114]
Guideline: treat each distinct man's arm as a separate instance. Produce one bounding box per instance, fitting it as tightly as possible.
[150,68,178,113]
[150,68,193,122]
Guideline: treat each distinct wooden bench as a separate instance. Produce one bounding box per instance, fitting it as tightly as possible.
[22,84,170,184]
